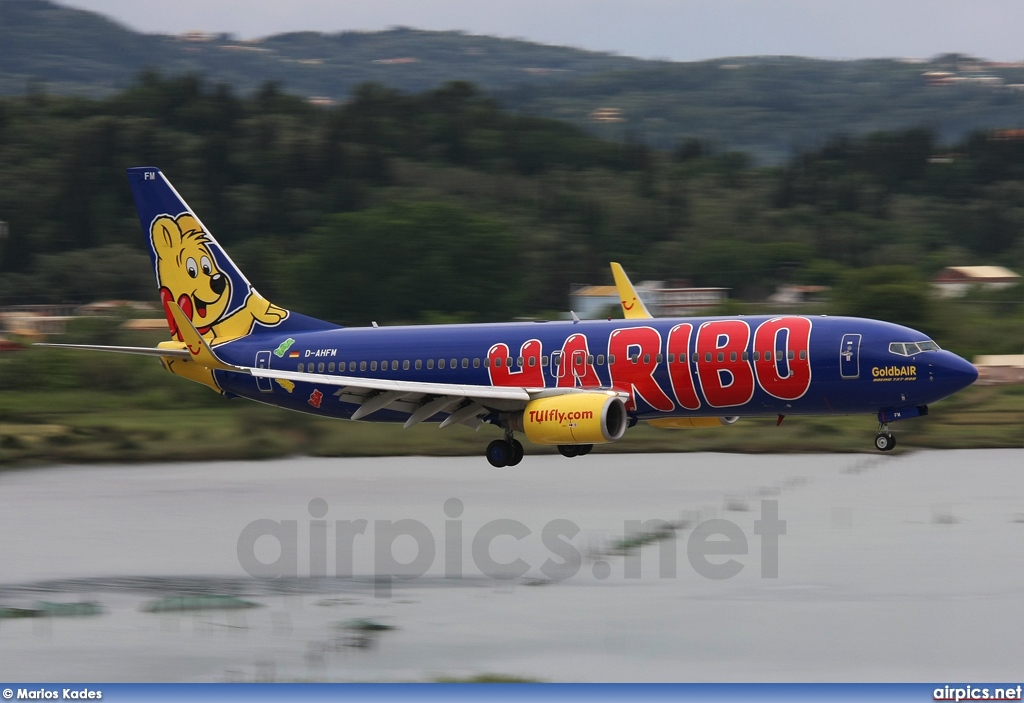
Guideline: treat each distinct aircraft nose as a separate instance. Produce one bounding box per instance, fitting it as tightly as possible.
[937,351,979,393]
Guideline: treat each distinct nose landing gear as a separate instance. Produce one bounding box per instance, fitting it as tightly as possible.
[874,423,896,452]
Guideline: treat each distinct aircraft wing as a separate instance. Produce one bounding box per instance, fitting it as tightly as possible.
[249,366,534,428]
[248,367,625,429]
[161,299,536,428]
[38,302,624,430]
[248,366,530,401]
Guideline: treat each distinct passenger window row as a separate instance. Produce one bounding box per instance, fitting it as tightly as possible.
[294,348,808,374]
[298,357,492,373]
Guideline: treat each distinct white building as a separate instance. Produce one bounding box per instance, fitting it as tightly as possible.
[766,284,830,306]
[569,281,729,318]
[931,266,1020,297]
[649,285,729,316]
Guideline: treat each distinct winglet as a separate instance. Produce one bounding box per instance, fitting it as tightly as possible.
[166,301,238,371]
[610,262,653,319]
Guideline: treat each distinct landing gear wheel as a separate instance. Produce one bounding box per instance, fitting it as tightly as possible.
[874,433,896,452]
[507,439,525,466]
[575,444,593,456]
[557,444,579,458]
[486,439,513,467]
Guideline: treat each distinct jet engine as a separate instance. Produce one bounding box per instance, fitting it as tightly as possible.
[510,392,628,445]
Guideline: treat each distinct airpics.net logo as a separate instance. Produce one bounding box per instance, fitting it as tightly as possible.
[236,498,786,597]
[934,685,1023,701]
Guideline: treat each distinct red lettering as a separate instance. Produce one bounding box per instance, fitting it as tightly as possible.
[695,320,754,408]
[666,323,701,410]
[608,326,674,412]
[556,333,602,388]
[488,339,544,387]
[753,316,812,400]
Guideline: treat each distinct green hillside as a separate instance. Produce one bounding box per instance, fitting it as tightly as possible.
[5,1,1024,159]
[0,76,1021,357]
[0,1,637,97]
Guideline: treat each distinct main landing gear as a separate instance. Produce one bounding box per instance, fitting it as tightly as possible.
[874,424,897,452]
[486,431,524,468]
[483,431,596,467]
[557,444,593,458]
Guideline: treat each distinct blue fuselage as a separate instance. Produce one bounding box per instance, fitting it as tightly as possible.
[210,315,978,424]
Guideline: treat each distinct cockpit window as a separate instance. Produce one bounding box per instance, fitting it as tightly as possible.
[889,339,940,356]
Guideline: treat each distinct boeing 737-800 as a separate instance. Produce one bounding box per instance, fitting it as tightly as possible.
[39,168,979,466]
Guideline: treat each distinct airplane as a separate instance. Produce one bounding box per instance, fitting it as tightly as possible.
[38,167,980,467]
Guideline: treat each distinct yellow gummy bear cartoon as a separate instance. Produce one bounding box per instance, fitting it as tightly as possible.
[150,213,287,391]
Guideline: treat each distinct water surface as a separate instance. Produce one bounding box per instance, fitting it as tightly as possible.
[1,450,1022,681]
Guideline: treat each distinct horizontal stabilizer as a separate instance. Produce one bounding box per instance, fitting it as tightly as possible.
[33,343,190,359]
[165,300,238,371]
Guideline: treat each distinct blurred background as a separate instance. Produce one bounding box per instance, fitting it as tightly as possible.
[1,1,1022,463]
[1,0,1023,684]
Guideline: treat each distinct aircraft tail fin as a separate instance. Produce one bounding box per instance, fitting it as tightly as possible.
[610,262,653,319]
[126,167,336,344]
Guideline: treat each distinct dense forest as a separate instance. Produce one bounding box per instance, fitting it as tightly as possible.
[0,75,1021,359]
[7,2,1024,159]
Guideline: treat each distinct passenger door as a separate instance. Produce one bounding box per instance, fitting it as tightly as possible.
[839,334,861,379]
[254,351,274,392]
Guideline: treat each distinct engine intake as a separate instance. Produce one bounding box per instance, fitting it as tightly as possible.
[511,393,627,445]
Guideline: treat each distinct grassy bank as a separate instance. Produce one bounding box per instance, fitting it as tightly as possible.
[2,383,1021,468]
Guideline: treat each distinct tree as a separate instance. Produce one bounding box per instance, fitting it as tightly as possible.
[832,266,931,329]
[287,200,523,324]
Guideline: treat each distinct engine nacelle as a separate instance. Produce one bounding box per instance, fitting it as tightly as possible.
[511,393,628,445]
[647,417,739,429]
